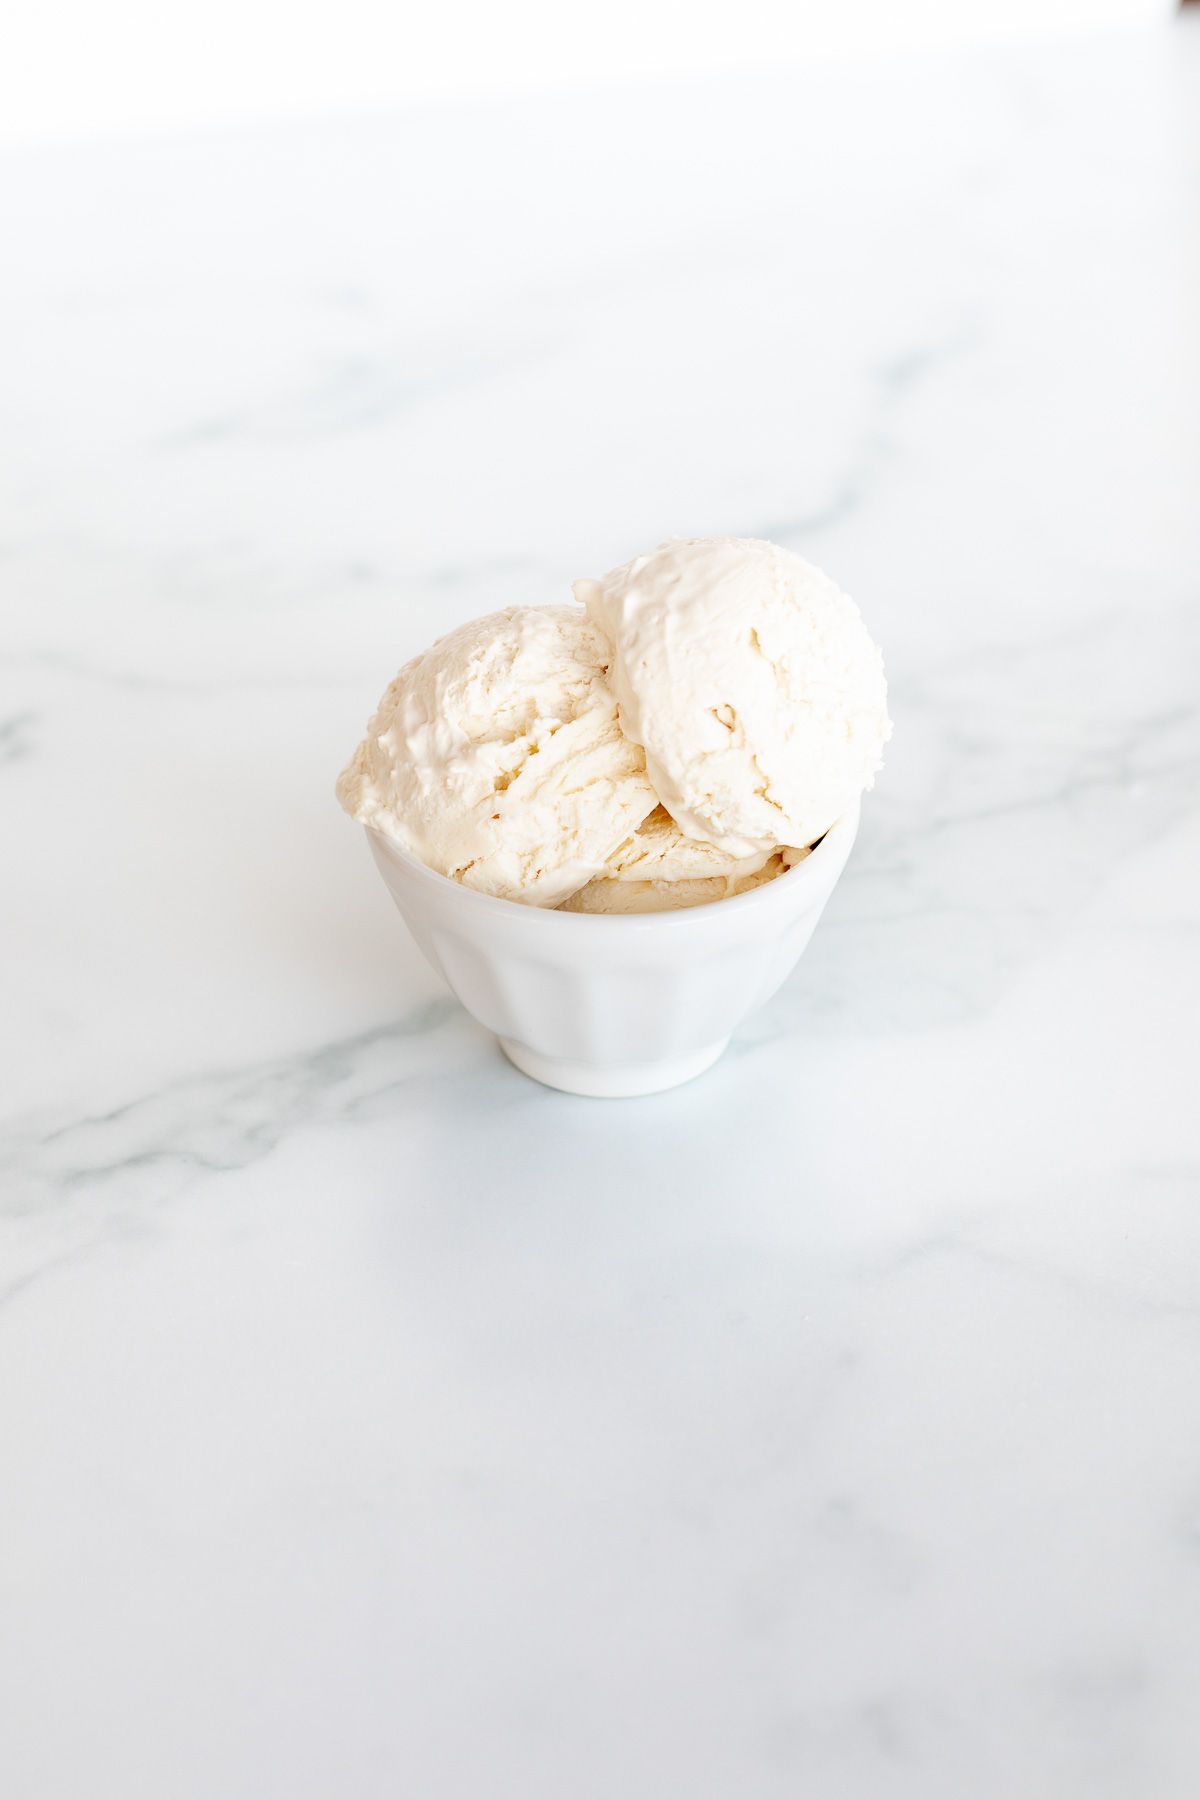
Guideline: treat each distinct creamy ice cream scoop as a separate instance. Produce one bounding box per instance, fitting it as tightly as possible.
[559,854,789,914]
[575,536,891,858]
[337,606,658,906]
[558,806,811,912]
[597,804,773,884]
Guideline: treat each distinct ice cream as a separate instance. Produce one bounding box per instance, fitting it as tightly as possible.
[557,805,778,912]
[336,606,658,906]
[589,804,772,884]
[575,536,891,858]
[559,807,817,912]
[339,537,888,913]
[560,853,790,913]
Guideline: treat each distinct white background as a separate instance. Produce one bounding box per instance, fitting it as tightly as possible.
[3,0,1174,142]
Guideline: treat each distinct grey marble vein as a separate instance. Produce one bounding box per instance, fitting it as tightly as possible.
[759,321,980,543]
[157,338,560,446]
[1,1001,461,1215]
[0,710,35,762]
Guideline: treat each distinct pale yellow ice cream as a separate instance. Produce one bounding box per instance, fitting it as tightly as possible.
[596,805,772,884]
[558,808,811,912]
[575,536,891,858]
[560,852,790,914]
[339,535,886,912]
[337,606,658,906]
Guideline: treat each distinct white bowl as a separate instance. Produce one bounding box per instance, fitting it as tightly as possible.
[364,800,860,1097]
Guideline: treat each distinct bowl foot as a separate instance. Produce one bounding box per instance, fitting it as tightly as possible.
[498,1036,730,1098]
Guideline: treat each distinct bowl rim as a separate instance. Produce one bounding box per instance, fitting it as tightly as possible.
[363,797,861,933]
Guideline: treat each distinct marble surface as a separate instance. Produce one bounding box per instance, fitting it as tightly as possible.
[3,22,1200,1798]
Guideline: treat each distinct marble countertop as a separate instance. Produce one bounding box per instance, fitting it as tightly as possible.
[3,22,1199,1798]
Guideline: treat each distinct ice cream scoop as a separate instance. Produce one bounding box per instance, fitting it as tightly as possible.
[559,853,789,914]
[575,536,891,858]
[337,606,658,906]
[558,804,785,913]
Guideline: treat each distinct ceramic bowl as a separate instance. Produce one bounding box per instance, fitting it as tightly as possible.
[364,800,860,1097]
